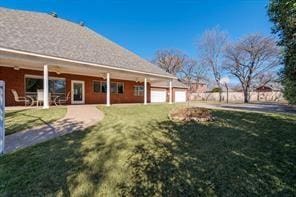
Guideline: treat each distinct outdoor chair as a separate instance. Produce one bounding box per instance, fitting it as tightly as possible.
[54,91,71,106]
[11,89,33,106]
[35,89,52,107]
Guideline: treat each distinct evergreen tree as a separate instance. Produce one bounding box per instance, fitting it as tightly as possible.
[268,0,296,104]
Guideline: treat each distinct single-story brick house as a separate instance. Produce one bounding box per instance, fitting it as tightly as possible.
[0,7,185,107]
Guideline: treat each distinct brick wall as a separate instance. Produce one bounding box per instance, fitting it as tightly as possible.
[0,66,151,106]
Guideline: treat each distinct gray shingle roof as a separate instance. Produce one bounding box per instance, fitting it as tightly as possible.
[0,7,173,77]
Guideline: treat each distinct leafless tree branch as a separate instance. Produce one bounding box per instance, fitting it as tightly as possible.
[198,27,228,101]
[223,34,280,103]
[152,49,187,75]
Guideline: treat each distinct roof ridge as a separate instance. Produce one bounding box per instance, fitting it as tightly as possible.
[0,7,88,29]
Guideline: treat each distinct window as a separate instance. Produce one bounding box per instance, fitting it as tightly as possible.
[93,81,100,93]
[26,78,43,93]
[134,86,144,96]
[53,80,66,94]
[101,82,107,93]
[94,81,124,94]
[111,82,124,94]
[111,82,117,93]
[118,82,124,94]
[25,76,65,95]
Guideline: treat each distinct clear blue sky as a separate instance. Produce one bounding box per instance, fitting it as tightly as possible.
[0,0,272,61]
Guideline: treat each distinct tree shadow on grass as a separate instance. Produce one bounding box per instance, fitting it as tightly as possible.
[0,120,131,196]
[119,111,296,196]
[5,109,65,135]
[1,109,295,196]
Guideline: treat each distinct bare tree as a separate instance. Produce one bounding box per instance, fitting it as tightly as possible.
[224,34,280,103]
[153,49,206,104]
[153,49,187,75]
[230,83,243,92]
[198,27,228,102]
[177,58,207,104]
[253,72,277,89]
[179,59,207,90]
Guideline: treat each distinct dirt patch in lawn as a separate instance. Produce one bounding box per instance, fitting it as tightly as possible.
[169,107,214,122]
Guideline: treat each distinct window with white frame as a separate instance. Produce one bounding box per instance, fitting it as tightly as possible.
[93,81,124,94]
[25,75,66,95]
[134,86,144,96]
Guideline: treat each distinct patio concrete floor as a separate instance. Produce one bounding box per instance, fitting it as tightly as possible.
[5,105,104,153]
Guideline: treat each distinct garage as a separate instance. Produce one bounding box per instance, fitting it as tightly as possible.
[151,88,167,103]
[174,90,186,102]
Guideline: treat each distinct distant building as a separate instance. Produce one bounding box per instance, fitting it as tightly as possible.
[189,82,208,93]
[256,85,273,92]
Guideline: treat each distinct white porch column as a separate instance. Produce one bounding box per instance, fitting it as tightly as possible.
[106,72,110,106]
[43,64,49,109]
[169,79,173,104]
[144,77,147,105]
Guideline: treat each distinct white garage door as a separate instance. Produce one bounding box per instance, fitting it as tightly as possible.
[151,89,167,103]
[175,90,186,102]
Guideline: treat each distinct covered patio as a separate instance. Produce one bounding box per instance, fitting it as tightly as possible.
[0,48,174,108]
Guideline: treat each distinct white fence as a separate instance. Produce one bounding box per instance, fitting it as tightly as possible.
[0,81,5,154]
[190,91,285,103]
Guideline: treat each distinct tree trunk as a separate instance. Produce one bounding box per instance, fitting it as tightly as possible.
[215,78,222,102]
[217,84,222,102]
[226,84,229,104]
[186,81,192,107]
[243,89,249,103]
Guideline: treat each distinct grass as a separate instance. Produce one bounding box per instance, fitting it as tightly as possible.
[0,104,295,196]
[5,107,67,135]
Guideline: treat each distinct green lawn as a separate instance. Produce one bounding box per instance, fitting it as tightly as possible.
[0,105,295,196]
[5,107,67,135]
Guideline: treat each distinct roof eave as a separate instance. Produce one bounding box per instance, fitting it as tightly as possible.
[0,47,176,79]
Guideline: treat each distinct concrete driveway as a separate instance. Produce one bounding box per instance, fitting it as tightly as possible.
[193,102,296,114]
